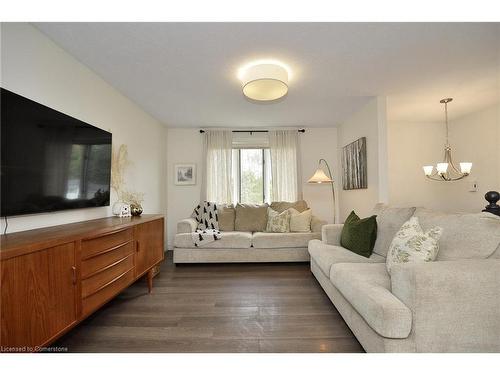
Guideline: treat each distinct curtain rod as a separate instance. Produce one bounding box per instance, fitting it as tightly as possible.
[199,129,305,134]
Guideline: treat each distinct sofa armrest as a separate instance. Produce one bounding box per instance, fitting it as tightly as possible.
[321,224,344,246]
[391,259,500,352]
[311,216,327,233]
[177,218,198,234]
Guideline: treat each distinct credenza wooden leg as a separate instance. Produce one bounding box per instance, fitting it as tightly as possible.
[147,269,153,293]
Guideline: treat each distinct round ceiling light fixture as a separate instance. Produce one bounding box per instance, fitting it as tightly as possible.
[238,60,290,101]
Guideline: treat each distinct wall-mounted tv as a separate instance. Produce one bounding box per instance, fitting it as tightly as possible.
[1,88,112,217]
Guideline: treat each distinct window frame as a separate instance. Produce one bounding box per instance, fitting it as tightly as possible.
[233,147,271,204]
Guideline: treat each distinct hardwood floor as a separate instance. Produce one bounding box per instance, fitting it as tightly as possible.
[55,251,364,353]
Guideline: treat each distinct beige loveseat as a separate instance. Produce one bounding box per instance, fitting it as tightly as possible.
[309,204,500,352]
[174,201,326,263]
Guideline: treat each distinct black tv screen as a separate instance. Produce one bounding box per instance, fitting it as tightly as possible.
[1,88,112,217]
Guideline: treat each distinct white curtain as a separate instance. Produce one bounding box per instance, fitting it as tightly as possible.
[203,130,233,204]
[269,130,301,202]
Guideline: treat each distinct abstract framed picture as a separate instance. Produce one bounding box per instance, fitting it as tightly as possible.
[341,137,367,190]
[174,163,196,185]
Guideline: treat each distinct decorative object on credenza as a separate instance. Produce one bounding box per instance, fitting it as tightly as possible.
[111,144,130,200]
[423,98,472,181]
[483,191,500,217]
[175,163,196,185]
[342,137,367,190]
[112,202,131,217]
[111,144,145,215]
[130,204,143,217]
[122,190,144,217]
[308,158,336,223]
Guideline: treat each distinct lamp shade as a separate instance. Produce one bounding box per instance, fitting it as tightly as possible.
[308,168,333,184]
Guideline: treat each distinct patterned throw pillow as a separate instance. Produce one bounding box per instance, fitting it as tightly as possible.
[386,216,443,273]
[266,207,291,233]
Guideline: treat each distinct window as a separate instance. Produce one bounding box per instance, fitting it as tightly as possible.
[232,148,272,204]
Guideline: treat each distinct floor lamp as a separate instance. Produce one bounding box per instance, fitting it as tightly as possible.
[307,159,336,223]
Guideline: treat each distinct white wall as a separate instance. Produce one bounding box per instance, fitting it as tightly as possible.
[166,129,203,249]
[300,128,339,224]
[1,23,167,236]
[337,97,388,221]
[165,127,339,249]
[387,103,500,212]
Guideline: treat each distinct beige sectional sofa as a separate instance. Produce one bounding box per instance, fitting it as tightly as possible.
[309,204,500,352]
[174,201,326,263]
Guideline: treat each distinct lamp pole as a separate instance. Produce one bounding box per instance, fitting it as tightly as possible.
[318,159,336,223]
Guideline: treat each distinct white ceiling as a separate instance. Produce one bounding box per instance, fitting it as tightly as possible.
[34,22,500,127]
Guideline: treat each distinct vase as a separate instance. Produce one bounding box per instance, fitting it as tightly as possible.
[130,204,143,217]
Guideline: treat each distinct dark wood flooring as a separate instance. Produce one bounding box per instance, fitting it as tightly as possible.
[55,251,364,353]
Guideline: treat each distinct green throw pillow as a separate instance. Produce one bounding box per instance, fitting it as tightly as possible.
[340,211,378,258]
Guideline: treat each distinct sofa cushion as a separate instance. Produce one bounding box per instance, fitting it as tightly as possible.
[372,204,416,257]
[270,200,308,213]
[253,232,320,249]
[235,203,268,232]
[308,239,385,277]
[218,204,235,231]
[330,263,412,339]
[174,231,252,248]
[252,232,321,249]
[415,208,500,260]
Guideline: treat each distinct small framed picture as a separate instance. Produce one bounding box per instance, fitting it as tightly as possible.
[174,163,196,185]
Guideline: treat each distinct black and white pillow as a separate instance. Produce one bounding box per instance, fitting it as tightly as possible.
[192,201,219,230]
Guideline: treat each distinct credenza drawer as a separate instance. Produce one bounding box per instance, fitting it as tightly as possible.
[82,253,134,298]
[81,241,134,279]
[81,228,133,259]
[82,268,135,317]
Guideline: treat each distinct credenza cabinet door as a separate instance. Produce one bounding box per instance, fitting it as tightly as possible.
[135,219,164,277]
[0,243,77,348]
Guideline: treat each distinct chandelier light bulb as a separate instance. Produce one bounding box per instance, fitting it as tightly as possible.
[436,163,449,174]
[423,166,434,176]
[460,162,472,174]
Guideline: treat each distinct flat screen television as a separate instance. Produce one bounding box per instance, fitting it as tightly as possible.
[1,88,112,217]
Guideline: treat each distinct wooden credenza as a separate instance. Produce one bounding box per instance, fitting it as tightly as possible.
[0,214,164,351]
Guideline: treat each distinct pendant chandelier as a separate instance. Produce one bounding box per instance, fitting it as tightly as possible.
[423,98,472,181]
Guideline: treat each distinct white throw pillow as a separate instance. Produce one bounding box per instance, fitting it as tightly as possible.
[288,208,312,232]
[386,216,443,274]
[266,207,291,233]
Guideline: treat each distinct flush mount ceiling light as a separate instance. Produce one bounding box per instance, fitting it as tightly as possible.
[238,60,290,101]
